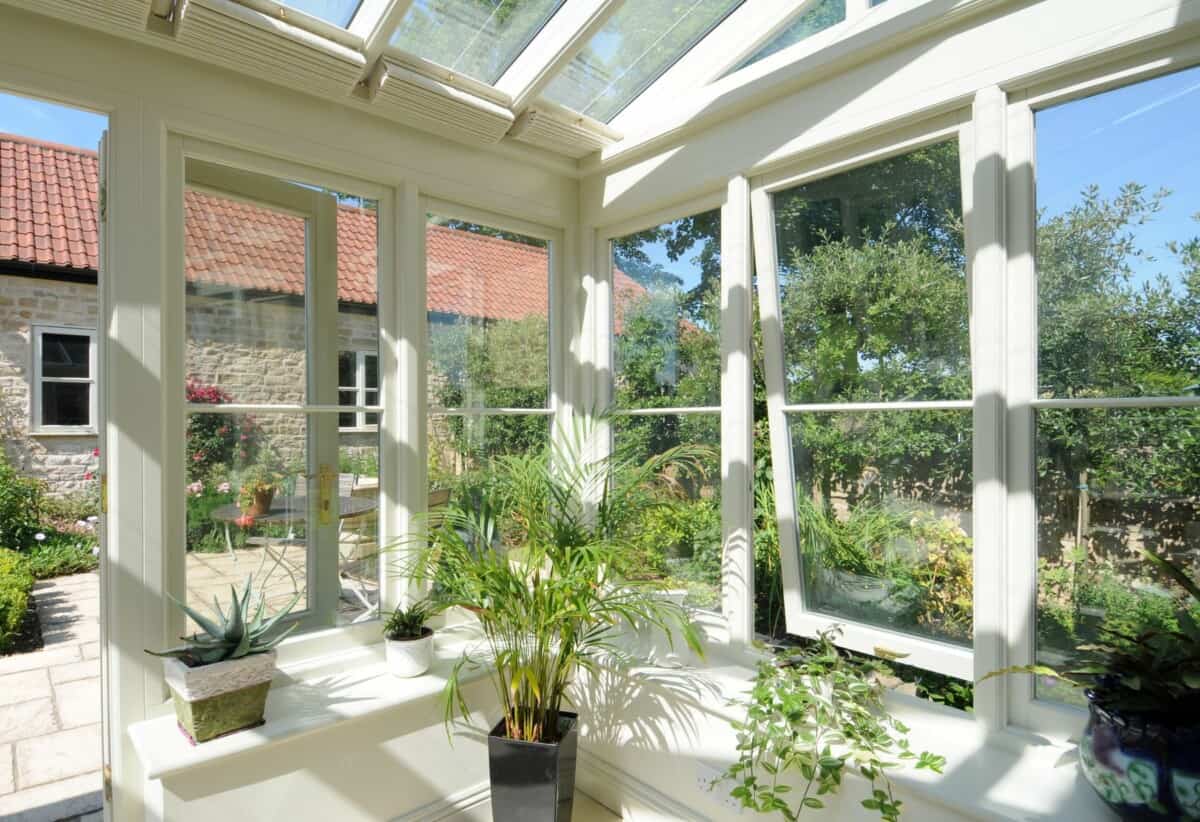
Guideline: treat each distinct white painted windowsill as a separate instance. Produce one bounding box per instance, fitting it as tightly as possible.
[127,627,489,781]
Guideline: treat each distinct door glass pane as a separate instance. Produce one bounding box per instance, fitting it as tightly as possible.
[426,217,549,409]
[773,141,968,404]
[41,383,90,426]
[185,187,309,406]
[613,413,722,611]
[41,333,90,378]
[1035,408,1200,704]
[790,410,973,646]
[612,209,721,408]
[338,437,380,624]
[279,0,361,27]
[185,413,311,623]
[731,0,845,74]
[389,0,567,85]
[541,0,745,123]
[1036,66,1200,400]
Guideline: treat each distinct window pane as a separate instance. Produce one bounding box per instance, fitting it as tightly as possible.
[1036,66,1200,400]
[41,383,90,427]
[612,210,721,408]
[541,0,744,123]
[790,410,973,645]
[279,0,361,27]
[338,437,380,624]
[1035,407,1200,704]
[389,0,567,84]
[613,413,722,611]
[41,332,90,379]
[773,141,967,404]
[338,388,357,428]
[427,217,549,409]
[364,354,378,389]
[338,351,355,387]
[185,187,309,406]
[732,0,844,74]
[185,413,311,622]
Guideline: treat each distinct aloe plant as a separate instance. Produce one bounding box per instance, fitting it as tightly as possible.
[147,576,300,666]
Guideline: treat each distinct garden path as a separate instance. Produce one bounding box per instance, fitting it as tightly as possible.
[0,571,102,822]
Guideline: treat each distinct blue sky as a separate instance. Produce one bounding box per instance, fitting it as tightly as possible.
[1037,64,1200,287]
[0,91,107,150]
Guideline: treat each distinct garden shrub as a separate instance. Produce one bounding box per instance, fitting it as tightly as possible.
[23,532,98,579]
[0,548,35,653]
[0,451,43,549]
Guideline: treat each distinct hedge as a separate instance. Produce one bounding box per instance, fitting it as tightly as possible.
[0,549,35,654]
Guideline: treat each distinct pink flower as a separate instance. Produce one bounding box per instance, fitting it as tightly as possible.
[91,447,100,457]
[83,471,94,481]
[187,481,204,496]
[193,452,203,462]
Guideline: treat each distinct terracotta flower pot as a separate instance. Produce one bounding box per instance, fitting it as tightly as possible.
[244,487,275,518]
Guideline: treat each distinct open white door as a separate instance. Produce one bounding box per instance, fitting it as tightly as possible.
[96,129,113,820]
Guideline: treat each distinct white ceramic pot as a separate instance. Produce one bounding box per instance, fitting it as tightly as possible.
[385,629,434,678]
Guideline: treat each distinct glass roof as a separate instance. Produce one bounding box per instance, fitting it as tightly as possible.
[541,0,745,123]
[280,0,362,27]
[389,0,568,85]
[733,0,845,73]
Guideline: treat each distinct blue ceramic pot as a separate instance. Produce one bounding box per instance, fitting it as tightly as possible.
[1080,691,1200,819]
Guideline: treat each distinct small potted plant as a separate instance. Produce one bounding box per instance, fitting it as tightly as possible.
[146,577,299,743]
[982,548,1200,819]
[237,449,287,518]
[383,598,440,678]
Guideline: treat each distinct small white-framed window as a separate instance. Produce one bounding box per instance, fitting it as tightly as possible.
[31,325,97,433]
[338,350,379,430]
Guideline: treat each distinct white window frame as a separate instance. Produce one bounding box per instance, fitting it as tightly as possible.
[999,48,1200,742]
[31,324,98,434]
[749,111,978,681]
[338,349,380,432]
[593,185,756,649]
[164,134,396,659]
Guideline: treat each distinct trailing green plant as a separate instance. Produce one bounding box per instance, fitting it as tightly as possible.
[146,577,300,667]
[383,598,440,640]
[403,418,705,744]
[0,451,43,549]
[983,548,1200,720]
[0,548,35,654]
[722,630,945,821]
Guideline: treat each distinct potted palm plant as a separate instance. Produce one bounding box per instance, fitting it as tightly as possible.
[982,548,1200,819]
[405,424,706,822]
[383,598,441,678]
[147,577,299,743]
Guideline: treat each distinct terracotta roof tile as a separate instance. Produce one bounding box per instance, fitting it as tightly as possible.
[0,133,644,322]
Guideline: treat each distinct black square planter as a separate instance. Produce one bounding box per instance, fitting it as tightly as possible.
[487,711,579,822]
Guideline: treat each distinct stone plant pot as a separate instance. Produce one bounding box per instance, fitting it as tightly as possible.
[1080,691,1200,819]
[824,568,893,604]
[488,711,578,822]
[162,651,277,744]
[384,628,434,678]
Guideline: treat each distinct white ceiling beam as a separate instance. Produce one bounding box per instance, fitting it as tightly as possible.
[610,0,818,132]
[353,0,414,67]
[495,0,625,113]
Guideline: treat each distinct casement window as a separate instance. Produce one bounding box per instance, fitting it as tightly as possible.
[32,325,97,433]
[175,149,383,640]
[752,130,974,678]
[424,209,557,522]
[338,350,379,430]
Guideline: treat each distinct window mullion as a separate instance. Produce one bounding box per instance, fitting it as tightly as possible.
[966,85,1009,732]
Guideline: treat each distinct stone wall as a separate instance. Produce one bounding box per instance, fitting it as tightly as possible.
[1,273,384,495]
[0,275,100,495]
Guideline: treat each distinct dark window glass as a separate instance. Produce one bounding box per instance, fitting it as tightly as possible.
[42,333,90,379]
[42,383,90,427]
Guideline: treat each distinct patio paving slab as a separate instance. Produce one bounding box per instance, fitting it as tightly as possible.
[15,724,102,789]
[0,670,51,707]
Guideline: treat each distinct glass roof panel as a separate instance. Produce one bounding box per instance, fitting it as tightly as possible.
[389,0,568,85]
[732,0,845,73]
[279,0,363,27]
[542,0,745,123]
